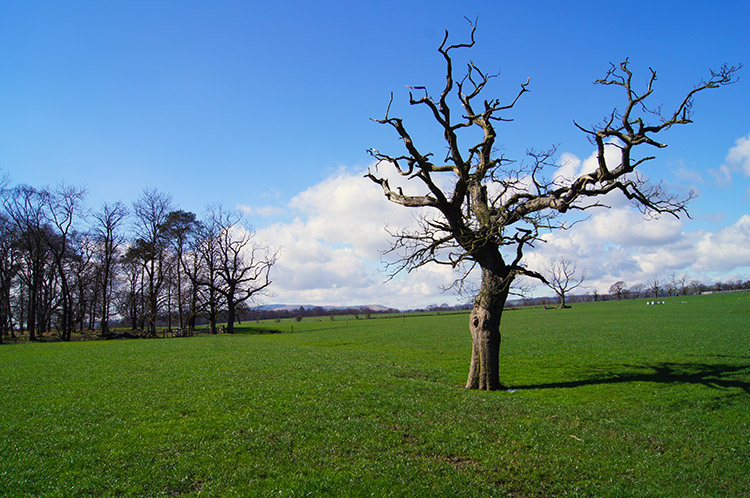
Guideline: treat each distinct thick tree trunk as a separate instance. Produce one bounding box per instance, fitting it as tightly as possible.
[226,298,235,334]
[465,266,509,391]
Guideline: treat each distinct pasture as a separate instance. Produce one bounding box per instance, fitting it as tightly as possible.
[1,293,748,497]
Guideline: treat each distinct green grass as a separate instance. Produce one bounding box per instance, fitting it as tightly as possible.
[1,293,748,497]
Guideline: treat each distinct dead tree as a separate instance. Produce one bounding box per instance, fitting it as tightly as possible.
[367,20,739,390]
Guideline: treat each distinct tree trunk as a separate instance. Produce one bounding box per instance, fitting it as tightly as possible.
[100,279,109,334]
[176,251,184,331]
[465,266,509,391]
[226,297,235,334]
[27,281,37,342]
[207,285,218,334]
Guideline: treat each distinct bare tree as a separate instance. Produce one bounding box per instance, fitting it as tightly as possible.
[647,277,661,299]
[70,232,97,333]
[162,210,199,334]
[41,184,87,341]
[677,274,689,296]
[0,213,19,342]
[206,207,277,334]
[180,228,206,336]
[132,189,174,337]
[668,272,680,297]
[609,281,627,302]
[92,202,128,334]
[120,247,146,331]
[196,213,223,334]
[367,20,738,390]
[689,280,703,295]
[545,257,585,308]
[2,185,49,340]
[630,283,645,298]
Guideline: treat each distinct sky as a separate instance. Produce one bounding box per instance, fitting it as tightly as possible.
[1,0,748,309]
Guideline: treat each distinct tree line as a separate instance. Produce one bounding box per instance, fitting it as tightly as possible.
[0,178,277,343]
[607,274,750,302]
[517,274,750,308]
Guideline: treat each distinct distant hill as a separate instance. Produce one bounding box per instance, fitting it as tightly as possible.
[257,304,396,313]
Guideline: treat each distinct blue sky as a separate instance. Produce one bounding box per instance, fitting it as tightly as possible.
[1,1,748,307]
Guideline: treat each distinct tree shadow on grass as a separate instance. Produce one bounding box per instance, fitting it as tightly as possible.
[512,361,750,395]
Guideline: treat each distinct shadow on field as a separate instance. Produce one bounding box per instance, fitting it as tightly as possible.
[513,361,750,395]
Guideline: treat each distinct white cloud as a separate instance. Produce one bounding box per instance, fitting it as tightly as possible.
[726,134,750,176]
[237,204,285,218]
[710,164,733,186]
[552,148,633,210]
[552,148,600,187]
[711,132,750,185]
[584,208,683,246]
[694,214,750,272]
[522,206,750,296]
[286,168,407,261]
[253,166,460,308]
[247,144,749,308]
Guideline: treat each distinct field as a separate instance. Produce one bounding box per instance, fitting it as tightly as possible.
[1,293,748,497]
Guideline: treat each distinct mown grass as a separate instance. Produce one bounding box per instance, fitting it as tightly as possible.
[1,293,748,497]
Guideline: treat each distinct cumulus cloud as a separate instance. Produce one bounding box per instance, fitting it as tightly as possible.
[711,132,750,185]
[253,166,460,308]
[694,214,750,272]
[523,206,750,296]
[519,141,748,292]
[286,167,413,260]
[552,147,633,210]
[726,134,750,176]
[584,208,683,246]
[245,141,748,307]
[552,149,600,187]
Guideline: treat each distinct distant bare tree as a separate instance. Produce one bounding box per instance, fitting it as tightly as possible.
[647,277,661,299]
[196,212,223,334]
[120,247,146,331]
[677,273,689,296]
[609,281,627,302]
[40,184,87,341]
[689,280,703,295]
[0,213,19,342]
[2,185,48,340]
[180,229,206,336]
[162,210,199,334]
[132,189,174,337]
[667,272,680,297]
[70,232,97,332]
[92,202,128,334]
[207,207,278,334]
[367,19,738,389]
[630,283,645,298]
[545,257,586,308]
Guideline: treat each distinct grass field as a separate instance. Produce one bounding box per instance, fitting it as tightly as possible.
[1,293,748,497]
